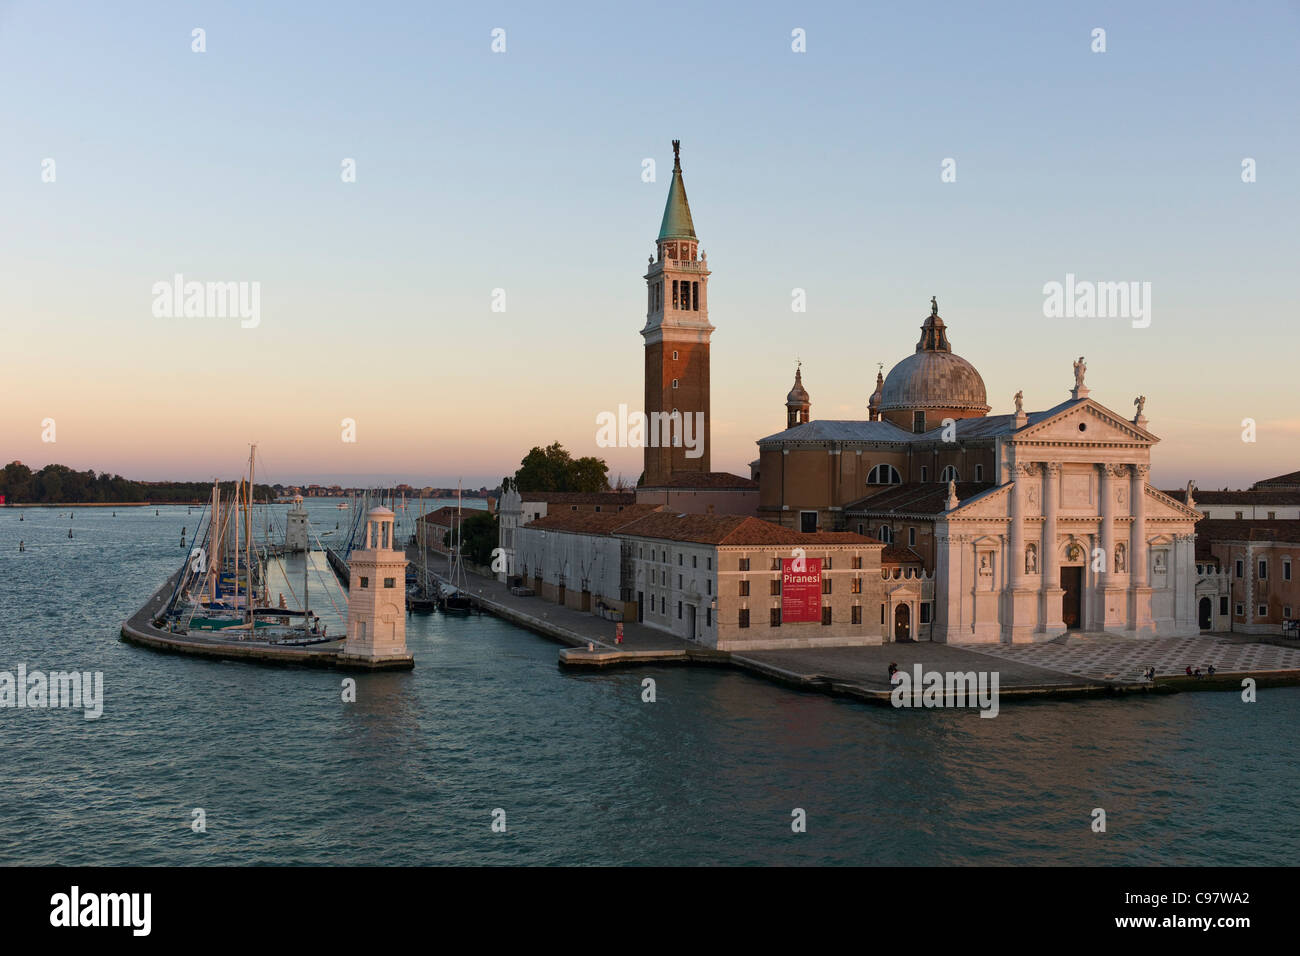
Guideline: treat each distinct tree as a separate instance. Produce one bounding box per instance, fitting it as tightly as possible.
[452,511,498,566]
[510,442,609,493]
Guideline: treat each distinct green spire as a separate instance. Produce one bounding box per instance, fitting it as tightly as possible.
[657,139,697,241]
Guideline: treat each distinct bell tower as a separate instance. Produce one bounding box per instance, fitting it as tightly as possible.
[641,140,713,486]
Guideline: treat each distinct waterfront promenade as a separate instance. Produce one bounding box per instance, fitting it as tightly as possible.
[447,566,1300,705]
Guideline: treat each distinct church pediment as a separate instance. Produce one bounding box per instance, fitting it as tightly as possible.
[1014,399,1155,446]
[948,484,1010,518]
[1145,486,1203,521]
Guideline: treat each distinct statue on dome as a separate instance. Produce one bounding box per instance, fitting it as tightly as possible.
[931,296,939,315]
[1073,356,1087,389]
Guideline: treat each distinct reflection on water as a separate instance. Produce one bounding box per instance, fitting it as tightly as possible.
[0,501,1296,865]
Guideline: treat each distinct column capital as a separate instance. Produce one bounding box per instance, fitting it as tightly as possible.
[1043,462,1063,476]
[1131,464,1150,479]
[1014,462,1039,478]
[1100,462,1127,478]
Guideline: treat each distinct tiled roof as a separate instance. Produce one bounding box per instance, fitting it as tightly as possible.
[1195,519,1300,544]
[616,513,879,547]
[881,545,925,564]
[641,471,759,490]
[518,491,637,505]
[844,482,997,516]
[524,504,662,535]
[418,506,478,525]
[1164,489,1300,506]
[1254,470,1300,488]
[755,401,1083,447]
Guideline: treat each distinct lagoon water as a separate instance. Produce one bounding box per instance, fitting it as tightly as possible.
[2,500,1297,866]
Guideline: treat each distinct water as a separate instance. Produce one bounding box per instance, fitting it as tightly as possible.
[2,501,1297,865]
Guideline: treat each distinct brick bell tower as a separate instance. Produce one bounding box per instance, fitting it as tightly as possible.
[641,140,713,486]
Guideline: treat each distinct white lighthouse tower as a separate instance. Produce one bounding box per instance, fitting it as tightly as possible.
[338,506,413,669]
[285,495,309,553]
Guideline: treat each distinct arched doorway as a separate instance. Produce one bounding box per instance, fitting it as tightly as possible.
[1199,596,1212,630]
[894,603,911,642]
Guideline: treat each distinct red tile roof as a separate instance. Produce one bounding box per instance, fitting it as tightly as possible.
[523,504,663,535]
[1196,519,1300,544]
[641,471,759,490]
[519,491,637,505]
[845,482,996,516]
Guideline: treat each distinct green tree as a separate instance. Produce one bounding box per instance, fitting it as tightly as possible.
[510,442,609,493]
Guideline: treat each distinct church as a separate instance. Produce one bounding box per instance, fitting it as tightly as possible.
[754,301,1204,642]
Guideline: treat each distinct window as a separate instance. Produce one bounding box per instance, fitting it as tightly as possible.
[913,411,926,434]
[678,553,683,566]
[1235,511,1244,520]
[359,576,369,589]
[672,379,679,389]
[692,281,699,310]
[1220,597,1229,615]
[1284,606,1292,618]
[824,557,833,570]
[879,526,893,545]
[706,580,711,595]
[920,466,928,482]
[1236,560,1244,578]
[383,577,395,588]
[672,280,678,309]
[822,578,832,594]
[739,580,750,596]
[851,605,862,624]
[677,575,682,589]
[800,511,818,533]
[770,608,781,627]
[940,465,960,482]
[975,463,983,482]
[692,555,697,568]
[867,464,902,485]
[1259,605,1268,617]
[739,558,750,572]
[739,609,750,628]
[852,577,862,594]
[707,557,712,570]
[571,505,578,511]
[672,350,678,361]
[1235,604,1244,617]
[1285,559,1292,581]
[821,606,832,626]
[677,602,682,619]
[706,608,712,627]
[1268,511,1276,520]
[771,557,781,570]
[880,604,886,624]
[852,555,863,569]
[1259,560,1268,580]
[770,579,781,595]
[908,527,917,547]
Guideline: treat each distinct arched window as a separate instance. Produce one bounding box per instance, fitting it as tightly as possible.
[867,463,902,485]
[940,465,960,482]
[878,526,893,544]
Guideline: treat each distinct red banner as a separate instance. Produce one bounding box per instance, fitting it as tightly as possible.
[781,558,822,622]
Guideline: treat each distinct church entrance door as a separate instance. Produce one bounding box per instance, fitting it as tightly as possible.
[1060,566,1082,629]
[1199,596,1212,630]
[894,603,911,642]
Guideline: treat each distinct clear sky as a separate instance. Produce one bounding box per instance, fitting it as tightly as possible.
[1,0,1296,491]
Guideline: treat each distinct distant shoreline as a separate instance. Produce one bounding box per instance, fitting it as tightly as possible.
[2,502,201,508]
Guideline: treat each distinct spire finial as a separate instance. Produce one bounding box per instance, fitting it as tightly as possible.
[672,139,681,169]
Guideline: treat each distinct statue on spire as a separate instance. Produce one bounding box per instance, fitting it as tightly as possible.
[931,296,938,316]
[672,139,681,168]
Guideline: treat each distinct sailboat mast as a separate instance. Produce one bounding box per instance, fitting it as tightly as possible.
[246,445,255,624]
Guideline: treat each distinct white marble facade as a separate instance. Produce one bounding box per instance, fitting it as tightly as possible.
[932,399,1203,643]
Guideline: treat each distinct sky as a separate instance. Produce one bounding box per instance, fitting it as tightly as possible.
[1,0,1296,491]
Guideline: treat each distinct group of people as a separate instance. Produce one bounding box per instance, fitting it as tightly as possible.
[1184,664,1216,679]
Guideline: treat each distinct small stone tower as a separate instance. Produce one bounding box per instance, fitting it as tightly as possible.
[285,495,309,553]
[785,365,810,428]
[341,506,412,668]
[868,369,884,421]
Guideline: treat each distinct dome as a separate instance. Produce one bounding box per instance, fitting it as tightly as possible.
[786,366,809,406]
[879,299,990,416]
[880,351,988,412]
[367,506,395,518]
